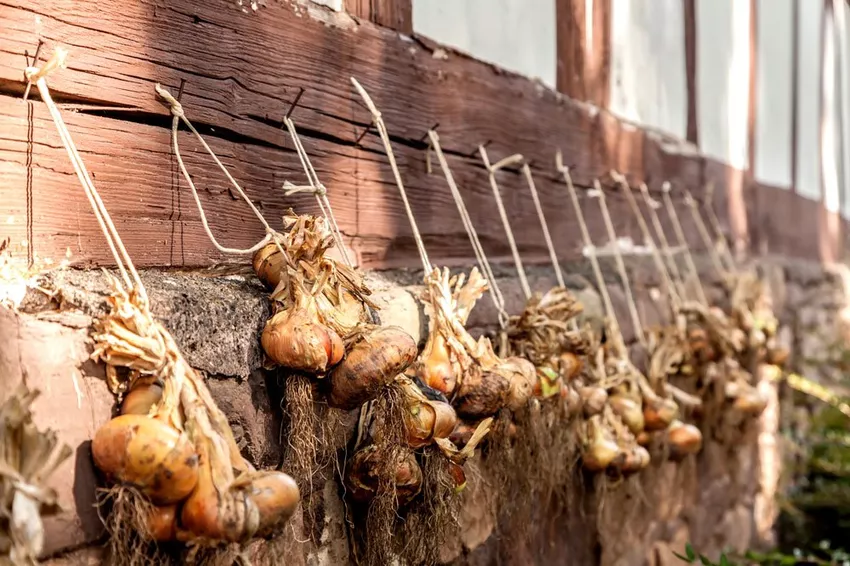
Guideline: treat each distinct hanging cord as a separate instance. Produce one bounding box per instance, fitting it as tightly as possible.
[640,184,688,299]
[522,164,566,289]
[350,78,432,273]
[661,183,709,306]
[282,117,353,268]
[26,49,146,302]
[556,152,625,351]
[590,180,646,348]
[703,183,738,273]
[685,189,731,284]
[427,130,509,328]
[156,85,290,262]
[479,146,531,299]
[611,172,681,318]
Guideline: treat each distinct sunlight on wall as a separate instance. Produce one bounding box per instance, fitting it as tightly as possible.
[412,0,557,89]
[696,0,750,170]
[754,0,793,188]
[608,0,687,138]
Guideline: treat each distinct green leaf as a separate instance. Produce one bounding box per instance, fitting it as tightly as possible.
[720,554,730,566]
[686,544,697,561]
[698,554,713,566]
[672,551,692,563]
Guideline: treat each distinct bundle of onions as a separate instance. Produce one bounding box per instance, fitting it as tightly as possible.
[410,268,537,419]
[90,281,300,547]
[507,286,589,400]
[0,384,72,564]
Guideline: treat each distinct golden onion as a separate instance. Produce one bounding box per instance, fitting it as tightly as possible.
[609,394,645,435]
[261,308,344,373]
[643,397,679,432]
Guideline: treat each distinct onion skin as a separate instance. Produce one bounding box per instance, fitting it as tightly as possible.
[242,471,302,538]
[667,421,703,460]
[416,333,457,396]
[636,431,652,447]
[448,461,467,493]
[147,504,178,542]
[448,421,476,448]
[252,243,286,290]
[92,415,199,505]
[766,346,789,367]
[120,380,163,416]
[453,368,510,419]
[327,326,417,410]
[580,387,608,417]
[609,394,645,435]
[618,447,649,475]
[732,389,768,416]
[261,308,344,373]
[504,357,537,411]
[564,384,582,416]
[643,397,679,432]
[582,418,620,472]
[405,399,458,449]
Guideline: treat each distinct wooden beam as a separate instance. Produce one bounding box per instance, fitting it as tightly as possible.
[683,0,699,145]
[555,0,611,107]
[0,0,835,270]
[747,0,761,253]
[345,0,412,34]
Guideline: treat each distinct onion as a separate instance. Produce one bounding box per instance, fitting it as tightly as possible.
[453,367,511,419]
[92,414,199,505]
[643,397,679,432]
[558,351,583,382]
[405,398,458,449]
[534,366,561,399]
[608,394,645,435]
[636,430,652,447]
[582,417,620,472]
[147,504,178,542]
[447,461,467,493]
[667,420,703,460]
[448,421,476,448]
[415,333,457,396]
[120,379,163,416]
[252,242,287,290]
[504,357,537,410]
[261,308,344,373]
[766,346,789,367]
[618,446,650,475]
[732,388,768,416]
[346,445,423,507]
[326,325,417,410]
[580,386,608,417]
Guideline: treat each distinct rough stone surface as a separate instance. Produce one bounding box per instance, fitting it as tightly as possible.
[2,254,839,565]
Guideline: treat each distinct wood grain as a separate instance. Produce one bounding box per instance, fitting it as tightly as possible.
[0,0,837,270]
[345,0,412,34]
[555,0,611,107]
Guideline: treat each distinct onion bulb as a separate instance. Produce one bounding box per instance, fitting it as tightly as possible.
[562,383,583,416]
[120,379,163,416]
[667,420,703,460]
[504,357,537,411]
[261,308,344,373]
[619,446,651,475]
[405,398,458,449]
[326,326,417,410]
[766,346,789,367]
[92,414,199,505]
[252,242,287,290]
[636,431,652,446]
[447,461,467,493]
[415,333,457,396]
[534,366,562,399]
[643,397,679,432]
[147,504,178,542]
[582,417,620,472]
[580,386,608,417]
[453,367,511,419]
[558,351,583,382]
[732,388,768,416]
[346,445,423,507]
[608,394,645,435]
[448,421,476,448]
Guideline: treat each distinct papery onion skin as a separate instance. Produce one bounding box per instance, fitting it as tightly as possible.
[405,400,458,449]
[92,415,199,506]
[448,461,467,493]
[147,504,179,542]
[448,421,476,448]
[732,389,768,416]
[453,369,511,419]
[416,333,457,396]
[327,326,417,410]
[636,431,652,446]
[244,471,302,538]
[121,381,163,416]
[252,243,287,290]
[609,394,645,435]
[558,352,583,382]
[346,445,423,506]
[582,418,620,472]
[261,308,344,373]
[504,357,537,411]
[643,397,679,432]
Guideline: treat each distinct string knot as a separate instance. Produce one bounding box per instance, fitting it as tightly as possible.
[282,181,327,197]
[155,83,185,118]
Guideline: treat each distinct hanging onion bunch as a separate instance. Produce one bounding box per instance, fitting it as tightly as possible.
[90,281,300,557]
[729,271,786,367]
[411,267,537,419]
[0,384,72,565]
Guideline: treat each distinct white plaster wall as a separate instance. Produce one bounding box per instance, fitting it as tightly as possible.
[696,0,751,170]
[412,0,557,89]
[608,0,687,138]
[754,0,793,188]
[796,0,824,201]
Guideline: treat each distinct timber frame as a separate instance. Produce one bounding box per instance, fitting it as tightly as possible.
[0,0,841,272]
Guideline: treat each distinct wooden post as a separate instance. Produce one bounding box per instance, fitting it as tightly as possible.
[684,0,699,145]
[345,0,412,34]
[747,0,761,254]
[556,0,611,107]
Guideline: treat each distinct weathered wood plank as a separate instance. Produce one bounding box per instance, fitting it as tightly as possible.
[555,0,611,107]
[345,0,412,33]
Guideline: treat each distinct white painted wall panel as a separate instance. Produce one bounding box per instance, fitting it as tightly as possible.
[754,0,793,188]
[796,0,823,201]
[412,0,557,89]
[696,0,751,169]
[608,0,687,138]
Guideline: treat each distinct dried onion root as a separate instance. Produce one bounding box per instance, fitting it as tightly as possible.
[90,281,300,559]
[0,384,72,566]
